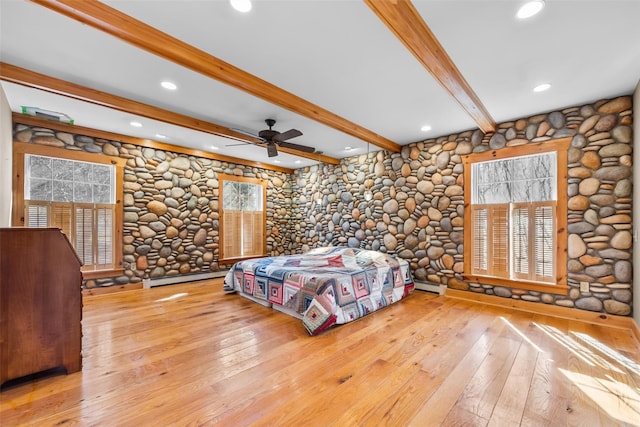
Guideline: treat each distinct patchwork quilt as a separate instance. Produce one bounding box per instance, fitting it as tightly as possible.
[223,247,415,335]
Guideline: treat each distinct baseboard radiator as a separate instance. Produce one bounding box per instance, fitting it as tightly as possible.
[414,280,447,295]
[143,270,229,289]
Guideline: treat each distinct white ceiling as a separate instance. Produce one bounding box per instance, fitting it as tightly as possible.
[1,0,639,169]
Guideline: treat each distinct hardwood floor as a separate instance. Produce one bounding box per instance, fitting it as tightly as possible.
[1,279,639,426]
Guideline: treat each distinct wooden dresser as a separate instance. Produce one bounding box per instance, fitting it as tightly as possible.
[0,228,82,387]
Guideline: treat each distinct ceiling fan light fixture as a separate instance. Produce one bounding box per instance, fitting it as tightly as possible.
[266,142,278,157]
[230,0,252,13]
[516,0,544,19]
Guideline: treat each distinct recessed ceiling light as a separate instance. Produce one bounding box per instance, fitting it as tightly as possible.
[533,83,551,92]
[294,160,301,164]
[160,81,177,90]
[230,0,252,13]
[517,0,544,19]
[274,160,281,164]
[345,146,353,151]
[420,125,432,132]
[130,121,142,127]
[155,133,167,139]
[210,145,219,150]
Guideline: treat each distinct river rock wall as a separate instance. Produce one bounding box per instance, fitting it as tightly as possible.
[12,95,633,316]
[292,96,633,316]
[13,123,295,288]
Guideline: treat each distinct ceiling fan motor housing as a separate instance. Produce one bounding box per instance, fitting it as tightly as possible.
[259,129,279,140]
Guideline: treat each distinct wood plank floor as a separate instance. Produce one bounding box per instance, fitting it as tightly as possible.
[1,279,639,426]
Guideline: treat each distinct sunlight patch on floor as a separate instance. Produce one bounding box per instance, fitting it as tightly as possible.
[558,368,640,425]
[155,293,189,302]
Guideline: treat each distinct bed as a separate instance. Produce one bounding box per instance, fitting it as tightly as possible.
[223,247,415,335]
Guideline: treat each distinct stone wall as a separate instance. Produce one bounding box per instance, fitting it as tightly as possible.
[13,123,295,289]
[292,96,633,316]
[12,95,634,316]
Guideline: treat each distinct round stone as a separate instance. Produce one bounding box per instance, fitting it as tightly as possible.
[383,199,399,214]
[598,143,631,157]
[610,231,632,249]
[427,207,443,221]
[139,225,156,239]
[581,151,601,170]
[568,195,589,211]
[489,133,506,149]
[613,261,631,282]
[170,157,190,170]
[603,300,631,316]
[568,234,587,258]
[494,287,512,298]
[575,297,603,312]
[426,246,444,259]
[383,234,397,251]
[614,179,631,197]
[611,126,632,143]
[147,200,168,216]
[194,229,207,246]
[417,180,434,195]
[578,178,599,196]
[594,114,617,131]
[598,97,631,114]
[594,166,631,181]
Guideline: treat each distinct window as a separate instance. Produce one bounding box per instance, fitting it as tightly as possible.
[13,143,125,278]
[219,174,266,261]
[463,138,569,294]
[24,154,116,271]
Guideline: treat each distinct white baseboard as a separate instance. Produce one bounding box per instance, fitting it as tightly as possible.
[414,281,446,295]
[143,270,228,289]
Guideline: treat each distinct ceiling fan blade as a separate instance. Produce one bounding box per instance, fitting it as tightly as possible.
[273,129,302,142]
[266,142,278,157]
[230,127,265,141]
[279,141,315,153]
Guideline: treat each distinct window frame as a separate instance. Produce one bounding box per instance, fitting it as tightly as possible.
[462,137,570,295]
[219,173,267,263]
[13,142,126,279]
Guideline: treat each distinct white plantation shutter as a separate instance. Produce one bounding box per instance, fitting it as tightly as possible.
[95,205,114,267]
[471,207,488,275]
[490,205,510,278]
[75,205,94,266]
[512,205,530,279]
[534,204,555,282]
[26,202,49,228]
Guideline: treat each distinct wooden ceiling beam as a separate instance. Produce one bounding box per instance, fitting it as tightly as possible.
[30,0,401,153]
[364,0,496,134]
[0,62,340,165]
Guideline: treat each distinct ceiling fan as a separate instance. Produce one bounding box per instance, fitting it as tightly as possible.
[230,119,315,157]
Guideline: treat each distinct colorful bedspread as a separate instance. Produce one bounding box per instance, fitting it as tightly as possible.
[223,247,415,335]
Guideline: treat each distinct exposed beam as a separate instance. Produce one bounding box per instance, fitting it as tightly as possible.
[29,0,401,153]
[12,113,296,174]
[0,62,340,165]
[364,0,496,134]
